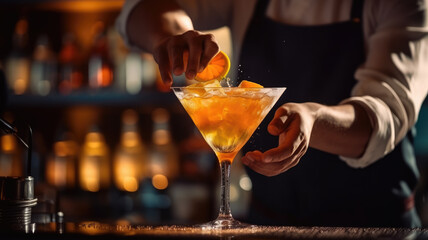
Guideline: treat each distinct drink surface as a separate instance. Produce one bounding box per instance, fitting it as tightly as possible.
[176,87,284,163]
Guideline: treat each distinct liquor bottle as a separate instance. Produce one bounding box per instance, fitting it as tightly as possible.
[88,22,113,89]
[113,109,146,192]
[0,133,22,177]
[110,25,156,95]
[79,126,110,192]
[5,18,30,95]
[30,35,57,96]
[45,131,78,189]
[148,108,179,190]
[58,33,83,94]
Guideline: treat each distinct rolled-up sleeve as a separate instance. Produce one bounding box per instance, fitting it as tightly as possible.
[116,0,142,50]
[116,0,232,50]
[340,0,428,168]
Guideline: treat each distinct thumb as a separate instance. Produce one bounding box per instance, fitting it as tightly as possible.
[267,116,289,136]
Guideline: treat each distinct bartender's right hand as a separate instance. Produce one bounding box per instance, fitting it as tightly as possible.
[153,30,220,86]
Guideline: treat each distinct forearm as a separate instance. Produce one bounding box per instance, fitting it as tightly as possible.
[309,102,372,158]
[126,0,194,53]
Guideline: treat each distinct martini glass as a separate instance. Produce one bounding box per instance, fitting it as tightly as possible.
[172,86,286,229]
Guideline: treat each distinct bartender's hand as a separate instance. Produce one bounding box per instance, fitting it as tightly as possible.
[241,101,372,176]
[153,30,219,85]
[241,103,315,176]
[126,0,219,86]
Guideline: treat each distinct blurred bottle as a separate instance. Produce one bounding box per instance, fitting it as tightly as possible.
[148,108,179,190]
[0,113,22,176]
[113,109,147,192]
[109,24,157,95]
[79,126,110,192]
[123,52,157,94]
[46,131,78,189]
[0,134,22,176]
[30,35,57,96]
[88,21,113,89]
[5,18,30,95]
[58,33,83,94]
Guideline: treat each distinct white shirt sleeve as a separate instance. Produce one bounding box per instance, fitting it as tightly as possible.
[115,0,143,51]
[339,0,428,168]
[115,0,233,51]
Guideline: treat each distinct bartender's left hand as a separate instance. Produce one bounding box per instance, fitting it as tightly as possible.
[241,103,317,176]
[242,101,373,176]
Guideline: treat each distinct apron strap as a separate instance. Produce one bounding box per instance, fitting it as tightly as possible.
[251,0,270,23]
[350,0,365,23]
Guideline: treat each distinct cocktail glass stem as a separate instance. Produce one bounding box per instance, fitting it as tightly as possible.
[198,158,252,229]
[219,160,232,219]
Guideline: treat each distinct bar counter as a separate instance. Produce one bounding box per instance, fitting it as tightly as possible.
[4,222,428,239]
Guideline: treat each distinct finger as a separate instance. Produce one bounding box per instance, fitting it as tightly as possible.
[263,133,307,163]
[242,150,263,163]
[153,47,173,85]
[245,143,306,176]
[168,41,185,76]
[199,34,219,72]
[186,39,203,79]
[267,107,293,136]
[243,157,292,177]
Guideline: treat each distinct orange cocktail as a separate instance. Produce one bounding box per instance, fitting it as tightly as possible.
[173,84,285,229]
[179,88,280,163]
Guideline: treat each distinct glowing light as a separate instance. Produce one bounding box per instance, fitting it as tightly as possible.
[113,109,145,192]
[1,135,16,153]
[239,175,252,191]
[123,177,138,192]
[14,78,27,95]
[97,65,113,87]
[79,130,110,192]
[152,174,168,190]
[81,160,100,192]
[114,155,139,192]
[230,184,239,202]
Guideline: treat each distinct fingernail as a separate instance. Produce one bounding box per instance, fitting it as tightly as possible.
[187,71,196,79]
[247,153,260,162]
[241,157,250,165]
[164,79,172,86]
[173,67,182,76]
[198,66,205,73]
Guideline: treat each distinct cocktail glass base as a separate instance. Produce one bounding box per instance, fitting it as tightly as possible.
[196,214,255,230]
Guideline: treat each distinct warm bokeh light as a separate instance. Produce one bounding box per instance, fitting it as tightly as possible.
[46,139,78,188]
[81,161,100,192]
[97,65,113,87]
[152,174,168,190]
[239,175,252,191]
[79,130,110,192]
[14,78,29,95]
[153,129,169,146]
[1,134,17,153]
[0,134,22,177]
[114,155,139,192]
[123,176,138,192]
[114,109,146,192]
[230,184,239,202]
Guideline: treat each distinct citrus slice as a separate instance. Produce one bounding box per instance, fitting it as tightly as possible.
[194,51,230,82]
[238,80,264,88]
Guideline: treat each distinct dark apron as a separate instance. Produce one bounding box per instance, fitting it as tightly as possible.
[239,0,421,227]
